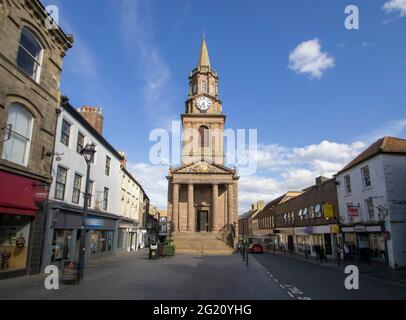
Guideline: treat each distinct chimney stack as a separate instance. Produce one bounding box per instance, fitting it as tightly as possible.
[315,176,329,185]
[119,150,127,168]
[78,106,104,135]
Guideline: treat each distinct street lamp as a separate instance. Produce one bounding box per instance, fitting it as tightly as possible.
[78,143,96,281]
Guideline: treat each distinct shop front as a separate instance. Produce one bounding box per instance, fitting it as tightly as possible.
[42,203,119,270]
[294,225,338,258]
[276,228,295,252]
[0,171,48,279]
[342,224,386,263]
[117,219,136,253]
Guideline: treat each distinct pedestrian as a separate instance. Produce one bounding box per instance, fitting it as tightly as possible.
[344,242,350,261]
[315,245,320,261]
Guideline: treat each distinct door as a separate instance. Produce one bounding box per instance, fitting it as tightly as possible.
[324,233,332,255]
[197,211,209,232]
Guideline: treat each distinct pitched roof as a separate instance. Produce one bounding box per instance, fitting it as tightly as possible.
[338,136,406,174]
[255,192,302,219]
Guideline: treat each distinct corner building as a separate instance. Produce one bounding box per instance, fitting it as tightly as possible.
[167,39,239,242]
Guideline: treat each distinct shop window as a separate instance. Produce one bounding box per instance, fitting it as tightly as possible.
[117,229,125,249]
[90,231,113,254]
[0,215,31,272]
[2,103,33,166]
[17,27,43,82]
[60,119,71,147]
[55,166,68,200]
[72,173,82,204]
[51,229,73,263]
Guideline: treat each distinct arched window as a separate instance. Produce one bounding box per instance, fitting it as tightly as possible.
[192,81,197,95]
[210,83,215,96]
[17,27,43,82]
[2,103,34,166]
[198,125,210,148]
[201,80,207,93]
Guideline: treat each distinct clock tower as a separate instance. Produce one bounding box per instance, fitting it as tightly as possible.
[167,37,238,250]
[182,37,225,165]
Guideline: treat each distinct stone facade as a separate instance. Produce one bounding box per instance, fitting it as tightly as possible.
[0,0,72,278]
[167,39,239,236]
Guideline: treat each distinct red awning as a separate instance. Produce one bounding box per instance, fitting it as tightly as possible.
[0,170,48,217]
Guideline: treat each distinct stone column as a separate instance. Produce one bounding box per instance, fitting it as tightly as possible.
[212,184,219,231]
[187,184,194,232]
[227,184,233,226]
[173,183,180,232]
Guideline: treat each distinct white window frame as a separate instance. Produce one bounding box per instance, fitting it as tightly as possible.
[2,103,34,166]
[344,174,352,193]
[17,27,43,83]
[361,165,372,188]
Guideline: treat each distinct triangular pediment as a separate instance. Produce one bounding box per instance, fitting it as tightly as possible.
[171,160,234,175]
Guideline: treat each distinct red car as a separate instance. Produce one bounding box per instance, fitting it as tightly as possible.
[248,244,264,254]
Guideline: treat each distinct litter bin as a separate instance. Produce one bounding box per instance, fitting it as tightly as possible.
[149,243,159,260]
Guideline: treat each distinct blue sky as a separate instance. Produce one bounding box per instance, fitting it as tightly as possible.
[43,0,406,211]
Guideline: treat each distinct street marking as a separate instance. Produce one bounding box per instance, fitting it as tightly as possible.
[279,284,285,289]
[298,297,312,300]
[288,292,294,298]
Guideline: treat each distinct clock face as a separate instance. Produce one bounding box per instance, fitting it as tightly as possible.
[196,96,212,111]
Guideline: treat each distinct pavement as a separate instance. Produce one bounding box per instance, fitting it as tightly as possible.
[0,250,289,300]
[252,252,406,300]
[266,250,406,287]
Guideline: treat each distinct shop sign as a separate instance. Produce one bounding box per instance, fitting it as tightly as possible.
[330,225,340,234]
[323,203,334,218]
[353,225,367,232]
[347,207,359,216]
[304,226,313,234]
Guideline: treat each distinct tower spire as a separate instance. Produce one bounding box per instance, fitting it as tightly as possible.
[198,36,211,68]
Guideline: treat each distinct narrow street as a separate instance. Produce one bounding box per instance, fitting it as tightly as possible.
[252,253,406,300]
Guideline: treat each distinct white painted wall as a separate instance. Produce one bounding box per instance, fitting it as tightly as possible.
[118,169,142,222]
[336,153,406,268]
[49,106,121,216]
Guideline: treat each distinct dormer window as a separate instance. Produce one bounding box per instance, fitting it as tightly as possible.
[17,27,43,82]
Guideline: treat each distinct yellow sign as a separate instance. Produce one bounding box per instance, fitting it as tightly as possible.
[323,203,334,218]
[330,225,340,234]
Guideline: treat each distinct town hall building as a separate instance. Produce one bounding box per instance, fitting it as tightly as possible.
[167,38,239,250]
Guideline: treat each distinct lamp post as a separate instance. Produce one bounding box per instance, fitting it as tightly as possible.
[78,143,96,281]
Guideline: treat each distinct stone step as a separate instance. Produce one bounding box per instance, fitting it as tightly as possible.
[173,232,233,255]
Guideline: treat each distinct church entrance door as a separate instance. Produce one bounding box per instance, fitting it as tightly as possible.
[197,211,209,232]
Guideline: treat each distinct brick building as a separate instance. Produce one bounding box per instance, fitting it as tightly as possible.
[0,0,72,279]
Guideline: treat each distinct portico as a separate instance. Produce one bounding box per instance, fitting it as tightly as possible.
[167,161,239,233]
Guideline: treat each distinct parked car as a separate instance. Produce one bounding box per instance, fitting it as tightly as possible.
[248,244,264,254]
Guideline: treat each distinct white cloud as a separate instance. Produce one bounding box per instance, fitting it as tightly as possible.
[288,39,335,79]
[119,0,176,127]
[127,162,169,210]
[383,0,406,16]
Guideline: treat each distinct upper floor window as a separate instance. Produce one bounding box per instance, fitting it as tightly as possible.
[103,187,109,211]
[17,27,43,82]
[361,166,371,188]
[76,132,85,154]
[105,156,111,176]
[60,119,71,147]
[314,203,322,218]
[344,174,352,193]
[198,125,210,148]
[87,180,94,207]
[55,166,68,200]
[365,198,375,220]
[2,103,33,166]
[202,80,207,93]
[72,173,82,204]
